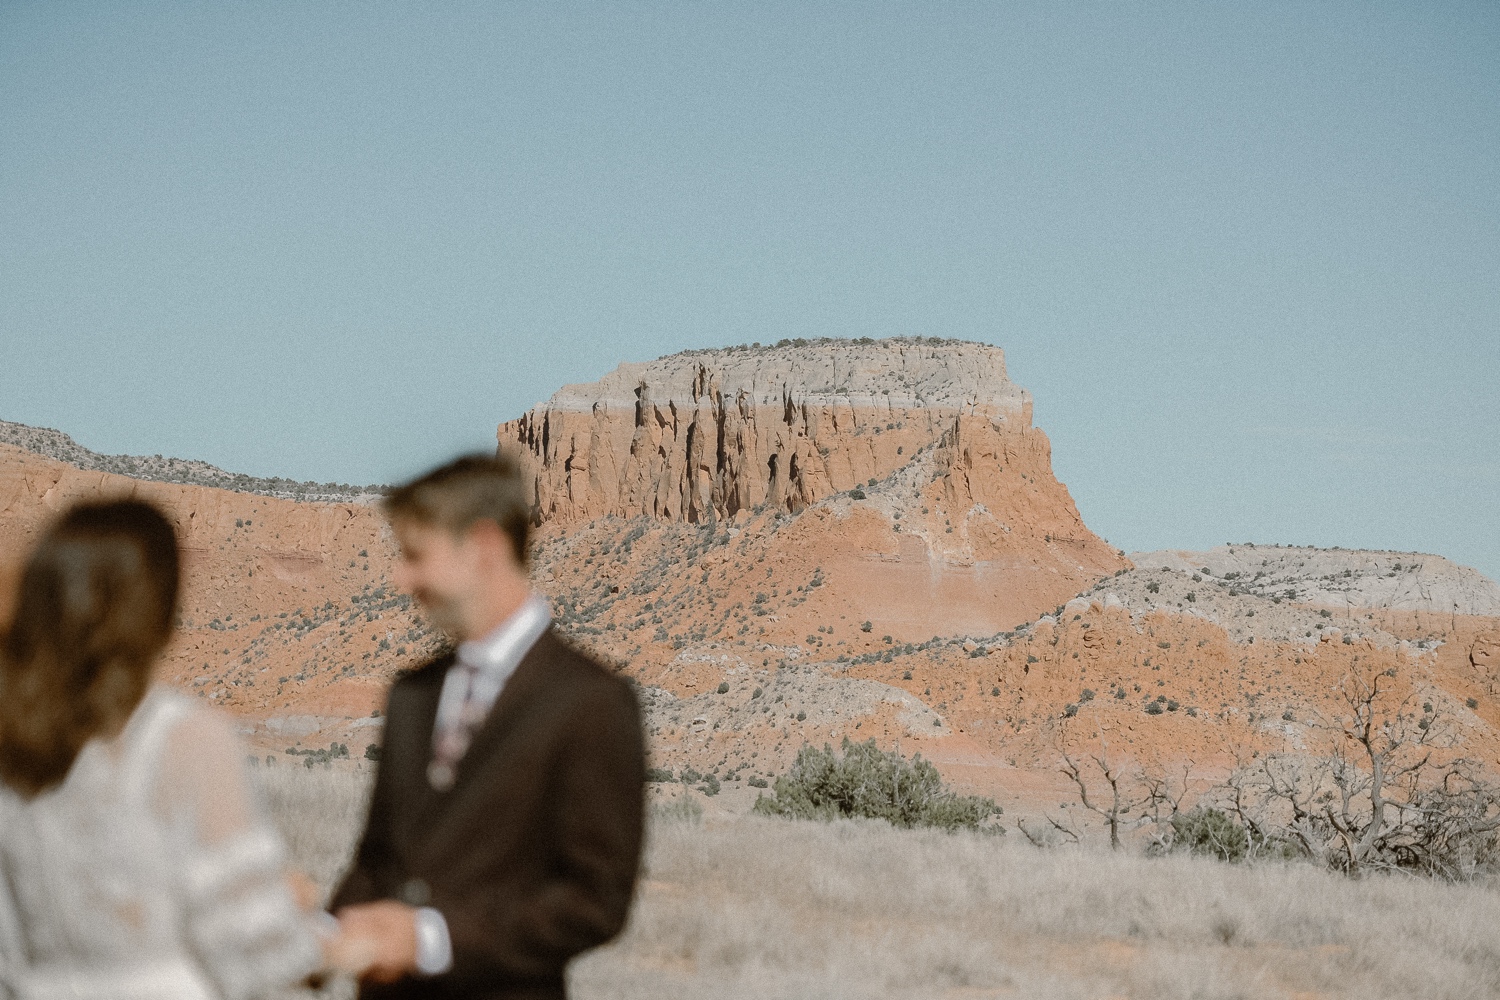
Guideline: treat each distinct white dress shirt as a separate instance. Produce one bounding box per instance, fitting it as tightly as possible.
[414,593,552,976]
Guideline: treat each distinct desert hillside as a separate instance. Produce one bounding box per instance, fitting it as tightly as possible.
[0,441,435,757]
[511,341,1500,814]
[4,338,1498,821]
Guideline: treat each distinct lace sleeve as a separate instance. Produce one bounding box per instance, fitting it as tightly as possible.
[152,706,321,1000]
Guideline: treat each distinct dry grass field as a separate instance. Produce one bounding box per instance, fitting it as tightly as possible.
[256,767,1500,1000]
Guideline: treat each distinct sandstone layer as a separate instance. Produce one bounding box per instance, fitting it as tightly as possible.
[501,338,1034,523]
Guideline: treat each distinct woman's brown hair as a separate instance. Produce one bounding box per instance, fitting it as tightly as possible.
[0,500,180,797]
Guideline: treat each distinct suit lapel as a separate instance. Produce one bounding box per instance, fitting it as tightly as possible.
[407,630,556,852]
[391,657,449,844]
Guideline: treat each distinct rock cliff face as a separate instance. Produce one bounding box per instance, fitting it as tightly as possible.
[507,338,1129,644]
[500,339,1034,524]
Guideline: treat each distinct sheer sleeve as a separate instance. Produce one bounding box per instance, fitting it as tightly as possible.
[151,706,321,1000]
[0,804,21,1000]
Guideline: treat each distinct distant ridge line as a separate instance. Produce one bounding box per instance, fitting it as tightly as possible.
[668,334,977,358]
[0,419,384,502]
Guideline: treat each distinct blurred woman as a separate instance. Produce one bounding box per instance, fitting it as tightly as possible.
[0,500,323,1000]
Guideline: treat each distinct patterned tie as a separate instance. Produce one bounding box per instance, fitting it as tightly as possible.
[427,658,487,791]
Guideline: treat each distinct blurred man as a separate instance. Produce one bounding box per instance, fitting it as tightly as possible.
[332,454,644,999]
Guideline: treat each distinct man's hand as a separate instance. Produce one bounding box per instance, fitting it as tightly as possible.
[334,900,419,983]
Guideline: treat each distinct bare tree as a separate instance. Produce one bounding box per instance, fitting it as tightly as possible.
[1015,813,1079,849]
[1215,665,1500,879]
[1058,743,1155,851]
[1138,760,1196,854]
[1323,667,1436,870]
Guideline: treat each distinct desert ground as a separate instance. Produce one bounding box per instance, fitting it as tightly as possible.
[258,765,1500,1000]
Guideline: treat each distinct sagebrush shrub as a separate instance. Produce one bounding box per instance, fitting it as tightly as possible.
[752,738,1000,832]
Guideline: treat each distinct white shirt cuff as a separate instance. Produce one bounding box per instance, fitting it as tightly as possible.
[413,906,453,976]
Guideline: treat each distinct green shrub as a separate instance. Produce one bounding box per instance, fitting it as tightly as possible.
[752,738,1001,832]
[1170,807,1249,862]
[645,766,675,782]
[364,743,381,762]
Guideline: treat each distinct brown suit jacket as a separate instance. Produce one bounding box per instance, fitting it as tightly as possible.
[332,629,645,1000]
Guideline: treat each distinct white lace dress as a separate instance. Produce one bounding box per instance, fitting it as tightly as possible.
[0,688,321,1000]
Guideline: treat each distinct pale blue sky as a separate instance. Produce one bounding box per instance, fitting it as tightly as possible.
[2,3,1497,579]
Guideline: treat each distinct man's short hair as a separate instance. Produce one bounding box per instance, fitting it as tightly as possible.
[383,453,533,565]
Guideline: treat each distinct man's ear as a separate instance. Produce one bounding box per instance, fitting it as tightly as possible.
[464,519,521,570]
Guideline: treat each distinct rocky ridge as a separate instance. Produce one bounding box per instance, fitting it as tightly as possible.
[0,419,382,502]
[1138,544,1500,617]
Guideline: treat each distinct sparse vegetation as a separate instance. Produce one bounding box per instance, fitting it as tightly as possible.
[0,419,383,499]
[285,742,351,768]
[650,796,703,825]
[260,756,1500,999]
